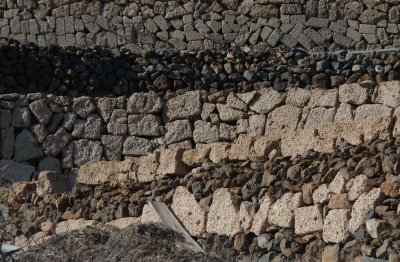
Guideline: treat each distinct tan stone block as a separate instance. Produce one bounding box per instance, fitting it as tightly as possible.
[286,88,311,107]
[349,188,382,233]
[182,146,211,167]
[348,175,368,201]
[209,142,230,163]
[322,209,350,243]
[294,205,323,235]
[280,129,319,156]
[105,217,140,229]
[265,105,301,136]
[137,152,159,182]
[354,104,392,120]
[171,186,206,237]
[141,204,163,224]
[334,103,354,123]
[328,168,347,194]
[268,192,302,228]
[229,136,255,161]
[251,194,273,235]
[206,188,241,237]
[338,83,368,106]
[157,148,189,177]
[55,219,97,235]
[308,88,338,108]
[253,135,281,160]
[356,116,393,143]
[78,160,133,185]
[313,184,332,204]
[375,81,400,108]
[304,107,336,129]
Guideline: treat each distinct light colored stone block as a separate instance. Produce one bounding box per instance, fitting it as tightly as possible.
[294,205,323,234]
[323,209,349,243]
[268,192,302,228]
[171,186,206,237]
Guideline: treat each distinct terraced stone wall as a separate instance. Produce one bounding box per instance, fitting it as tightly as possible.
[1,0,400,51]
[2,80,400,187]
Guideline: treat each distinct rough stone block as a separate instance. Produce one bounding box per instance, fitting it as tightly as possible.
[251,194,273,235]
[122,136,152,156]
[265,105,301,136]
[36,171,70,196]
[55,219,97,235]
[72,97,96,118]
[294,205,323,234]
[128,114,162,136]
[268,192,302,228]
[308,89,338,108]
[164,91,202,121]
[304,107,336,129]
[250,89,285,115]
[229,136,254,161]
[0,160,34,183]
[206,188,241,237]
[354,104,392,120]
[334,103,354,123]
[313,184,332,204]
[375,81,400,108]
[182,146,211,167]
[29,99,52,125]
[171,186,206,237]
[165,120,193,144]
[14,129,43,162]
[286,88,311,107]
[137,152,159,182]
[157,148,189,177]
[209,142,230,163]
[193,120,219,144]
[107,109,127,135]
[73,139,103,167]
[78,160,132,185]
[349,188,382,233]
[338,84,368,106]
[323,209,350,243]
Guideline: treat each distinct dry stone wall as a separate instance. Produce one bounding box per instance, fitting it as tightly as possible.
[1,0,400,51]
[2,80,400,188]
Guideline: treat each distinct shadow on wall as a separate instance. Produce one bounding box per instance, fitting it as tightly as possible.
[0,39,260,97]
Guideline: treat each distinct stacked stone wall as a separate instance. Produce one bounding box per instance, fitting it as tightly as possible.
[2,80,400,188]
[1,0,400,51]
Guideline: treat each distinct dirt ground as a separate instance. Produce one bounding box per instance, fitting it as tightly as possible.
[2,223,231,262]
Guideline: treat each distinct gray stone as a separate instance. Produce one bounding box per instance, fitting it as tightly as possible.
[165,120,193,144]
[107,109,127,135]
[219,123,237,141]
[72,115,102,139]
[12,107,31,128]
[0,160,35,182]
[193,120,219,144]
[29,99,52,125]
[260,26,273,41]
[359,24,376,34]
[14,129,43,162]
[122,136,153,156]
[38,157,61,173]
[73,139,103,167]
[243,114,265,137]
[1,127,14,160]
[72,97,96,118]
[0,109,11,128]
[36,171,70,197]
[101,135,123,161]
[329,22,347,35]
[128,114,162,136]
[216,104,245,122]
[97,97,117,122]
[164,91,202,121]
[333,33,352,48]
[31,124,47,144]
[304,107,336,129]
[42,128,73,157]
[305,17,329,28]
[62,112,77,131]
[265,105,301,136]
[267,28,282,47]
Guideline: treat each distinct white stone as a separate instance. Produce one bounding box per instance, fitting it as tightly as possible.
[268,192,302,228]
[323,209,350,243]
[251,194,274,235]
[294,205,323,235]
[313,184,332,204]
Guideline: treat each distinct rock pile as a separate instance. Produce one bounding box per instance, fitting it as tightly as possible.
[2,43,400,96]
